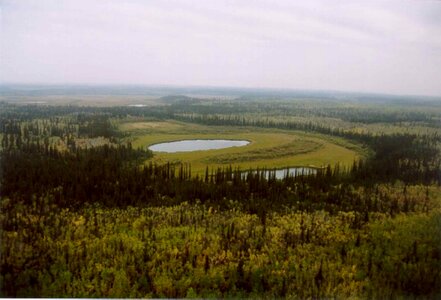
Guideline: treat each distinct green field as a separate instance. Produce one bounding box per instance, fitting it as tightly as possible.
[122,120,364,174]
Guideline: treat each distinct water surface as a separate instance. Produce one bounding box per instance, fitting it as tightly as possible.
[149,139,249,153]
[128,104,147,107]
[268,167,317,179]
[245,167,317,179]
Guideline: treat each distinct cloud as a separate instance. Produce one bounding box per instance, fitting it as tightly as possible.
[1,0,440,95]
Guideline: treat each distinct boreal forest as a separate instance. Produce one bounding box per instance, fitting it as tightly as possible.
[0,92,440,298]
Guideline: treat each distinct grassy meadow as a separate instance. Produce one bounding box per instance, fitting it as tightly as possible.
[122,120,364,174]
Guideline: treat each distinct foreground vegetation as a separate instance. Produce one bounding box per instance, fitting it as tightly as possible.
[2,194,440,298]
[1,97,440,298]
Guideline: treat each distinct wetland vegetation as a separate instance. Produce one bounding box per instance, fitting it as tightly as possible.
[0,89,440,298]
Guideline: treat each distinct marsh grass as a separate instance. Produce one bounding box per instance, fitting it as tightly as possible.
[206,139,323,163]
[122,120,364,174]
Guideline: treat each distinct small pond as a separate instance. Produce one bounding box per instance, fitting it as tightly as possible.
[148,139,250,153]
[243,167,317,180]
[267,167,317,179]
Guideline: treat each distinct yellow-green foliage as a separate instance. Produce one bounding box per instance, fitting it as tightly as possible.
[1,185,440,298]
[123,120,363,174]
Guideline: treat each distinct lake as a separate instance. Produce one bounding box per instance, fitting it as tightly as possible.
[148,139,250,153]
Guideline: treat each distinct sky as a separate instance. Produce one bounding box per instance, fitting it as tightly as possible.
[1,0,441,96]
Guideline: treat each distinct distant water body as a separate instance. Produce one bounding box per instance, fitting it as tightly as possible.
[128,104,147,107]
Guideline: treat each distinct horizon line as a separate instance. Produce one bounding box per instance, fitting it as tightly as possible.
[1,82,441,99]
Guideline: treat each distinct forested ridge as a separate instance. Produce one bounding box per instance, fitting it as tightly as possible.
[0,102,440,298]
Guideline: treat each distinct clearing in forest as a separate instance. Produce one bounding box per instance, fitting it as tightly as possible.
[123,120,364,174]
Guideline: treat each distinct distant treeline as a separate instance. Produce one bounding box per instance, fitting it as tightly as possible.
[172,102,440,125]
[1,99,440,126]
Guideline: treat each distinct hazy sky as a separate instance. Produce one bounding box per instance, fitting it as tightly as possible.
[1,0,441,95]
